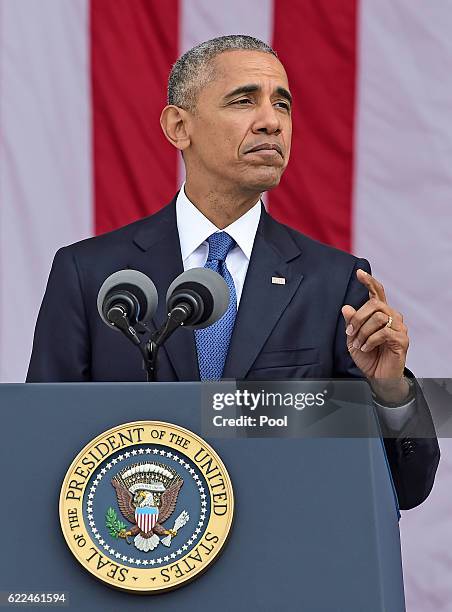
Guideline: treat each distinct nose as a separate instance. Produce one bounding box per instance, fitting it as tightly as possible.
[252,100,282,135]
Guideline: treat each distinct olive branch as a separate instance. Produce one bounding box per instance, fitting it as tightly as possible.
[105,507,127,538]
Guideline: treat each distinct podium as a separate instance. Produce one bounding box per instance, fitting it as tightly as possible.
[0,383,405,611]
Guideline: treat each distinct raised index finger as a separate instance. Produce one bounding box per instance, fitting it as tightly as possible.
[356,268,387,303]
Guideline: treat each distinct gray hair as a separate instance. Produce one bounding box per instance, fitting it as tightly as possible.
[168,34,277,111]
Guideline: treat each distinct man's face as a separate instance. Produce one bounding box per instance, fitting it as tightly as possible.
[185,50,292,194]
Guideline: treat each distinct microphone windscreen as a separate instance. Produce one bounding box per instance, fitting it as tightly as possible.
[97,269,158,328]
[166,268,230,329]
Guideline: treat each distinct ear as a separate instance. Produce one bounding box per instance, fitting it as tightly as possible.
[160,105,191,151]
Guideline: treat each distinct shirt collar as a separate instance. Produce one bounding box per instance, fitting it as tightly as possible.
[176,182,262,262]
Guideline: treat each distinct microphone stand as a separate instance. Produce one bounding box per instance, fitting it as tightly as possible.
[120,304,192,382]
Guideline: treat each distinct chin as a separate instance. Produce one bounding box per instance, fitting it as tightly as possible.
[245,168,283,193]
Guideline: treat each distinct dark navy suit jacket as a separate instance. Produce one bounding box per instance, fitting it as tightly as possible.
[27,197,440,509]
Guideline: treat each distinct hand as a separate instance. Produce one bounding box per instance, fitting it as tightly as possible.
[342,269,410,401]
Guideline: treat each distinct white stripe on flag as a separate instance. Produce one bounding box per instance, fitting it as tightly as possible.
[354,0,452,377]
[180,0,273,55]
[0,0,93,381]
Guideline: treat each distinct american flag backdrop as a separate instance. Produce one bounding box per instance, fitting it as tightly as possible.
[0,1,451,608]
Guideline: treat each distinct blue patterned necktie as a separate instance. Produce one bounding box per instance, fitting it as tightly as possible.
[195,232,237,380]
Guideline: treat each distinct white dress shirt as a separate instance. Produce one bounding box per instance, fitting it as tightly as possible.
[176,183,261,306]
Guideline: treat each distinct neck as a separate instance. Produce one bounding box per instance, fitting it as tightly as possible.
[184,180,261,229]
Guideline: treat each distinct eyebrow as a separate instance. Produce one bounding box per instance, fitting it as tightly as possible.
[223,83,292,105]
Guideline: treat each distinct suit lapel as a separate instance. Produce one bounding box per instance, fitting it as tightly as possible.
[223,208,304,379]
[128,199,199,381]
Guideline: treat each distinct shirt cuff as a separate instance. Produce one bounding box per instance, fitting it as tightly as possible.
[373,396,416,431]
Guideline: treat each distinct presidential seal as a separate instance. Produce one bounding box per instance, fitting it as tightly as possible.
[59,421,234,593]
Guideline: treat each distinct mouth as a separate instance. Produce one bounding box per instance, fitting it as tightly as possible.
[245,143,283,157]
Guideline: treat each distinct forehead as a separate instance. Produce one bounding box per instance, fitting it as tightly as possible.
[210,50,289,93]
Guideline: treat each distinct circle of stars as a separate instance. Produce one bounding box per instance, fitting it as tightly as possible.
[85,447,208,567]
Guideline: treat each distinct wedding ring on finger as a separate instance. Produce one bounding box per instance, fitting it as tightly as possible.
[385,315,393,329]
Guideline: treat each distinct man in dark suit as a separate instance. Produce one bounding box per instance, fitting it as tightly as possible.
[27,35,439,510]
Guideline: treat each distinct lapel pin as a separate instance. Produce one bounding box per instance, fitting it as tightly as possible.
[271,276,286,285]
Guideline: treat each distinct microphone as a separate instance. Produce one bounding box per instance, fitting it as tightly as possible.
[165,268,230,329]
[96,268,228,382]
[97,270,158,344]
[148,268,229,356]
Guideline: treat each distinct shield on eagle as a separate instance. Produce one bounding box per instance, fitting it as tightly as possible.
[135,506,159,533]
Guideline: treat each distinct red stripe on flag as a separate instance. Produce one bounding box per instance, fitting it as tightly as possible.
[270,0,358,251]
[91,0,180,235]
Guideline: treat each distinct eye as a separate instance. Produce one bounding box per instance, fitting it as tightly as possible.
[275,101,291,111]
[232,97,253,105]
